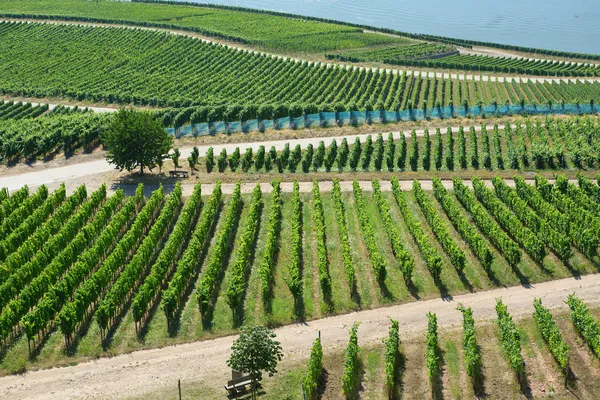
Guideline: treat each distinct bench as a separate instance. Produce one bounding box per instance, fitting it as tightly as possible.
[169,170,188,178]
[224,371,260,396]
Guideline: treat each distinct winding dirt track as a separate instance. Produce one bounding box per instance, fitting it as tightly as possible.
[0,122,510,192]
[1,274,598,400]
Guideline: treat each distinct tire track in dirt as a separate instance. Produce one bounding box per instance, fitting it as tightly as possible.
[1,274,599,400]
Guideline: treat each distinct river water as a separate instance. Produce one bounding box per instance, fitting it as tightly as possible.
[188,0,599,54]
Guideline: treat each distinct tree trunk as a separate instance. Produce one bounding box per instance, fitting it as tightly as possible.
[140,164,144,175]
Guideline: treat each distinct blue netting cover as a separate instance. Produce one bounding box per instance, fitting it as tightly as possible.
[353,111,366,125]
[261,120,274,130]
[246,120,258,132]
[167,103,599,136]
[291,116,305,130]
[306,113,321,128]
[338,111,351,125]
[384,111,398,123]
[276,116,290,130]
[210,121,224,134]
[228,121,242,133]
[367,110,382,124]
[321,112,336,126]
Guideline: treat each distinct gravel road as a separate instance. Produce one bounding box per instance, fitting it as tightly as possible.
[0,274,598,400]
[0,123,508,192]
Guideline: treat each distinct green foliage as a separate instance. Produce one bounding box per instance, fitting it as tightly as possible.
[384,319,400,397]
[197,183,241,315]
[348,138,361,171]
[495,299,524,380]
[0,185,112,341]
[468,126,479,169]
[20,186,124,339]
[218,149,228,173]
[171,148,181,170]
[324,139,337,171]
[285,181,303,302]
[385,133,395,171]
[313,141,326,171]
[161,183,222,323]
[373,133,384,171]
[458,126,467,169]
[425,312,439,383]
[312,182,331,303]
[342,322,361,399]
[96,185,182,332]
[102,109,172,174]
[397,134,407,170]
[432,178,493,270]
[422,129,431,170]
[352,181,386,282]
[567,294,600,358]
[327,43,454,64]
[332,180,355,290]
[413,180,466,271]
[131,184,203,325]
[337,138,349,171]
[453,177,521,267]
[0,109,109,162]
[229,147,241,172]
[303,337,323,400]
[255,145,265,171]
[472,177,547,263]
[391,177,442,281]
[372,180,414,285]
[444,127,455,170]
[492,177,571,261]
[226,184,262,315]
[409,130,419,171]
[457,304,481,381]
[259,181,282,303]
[241,148,253,172]
[205,147,215,173]
[533,298,570,371]
[227,326,283,399]
[434,128,443,170]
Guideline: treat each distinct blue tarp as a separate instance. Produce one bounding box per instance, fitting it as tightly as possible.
[167,103,600,136]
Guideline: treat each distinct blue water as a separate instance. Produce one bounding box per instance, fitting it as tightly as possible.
[187,0,599,54]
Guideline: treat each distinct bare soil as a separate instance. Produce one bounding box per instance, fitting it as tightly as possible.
[1,274,598,400]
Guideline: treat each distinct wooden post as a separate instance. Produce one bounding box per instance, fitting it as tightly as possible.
[178,379,181,400]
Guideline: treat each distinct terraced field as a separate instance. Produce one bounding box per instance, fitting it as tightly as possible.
[1,174,599,376]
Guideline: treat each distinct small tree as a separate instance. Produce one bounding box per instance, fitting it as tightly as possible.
[171,148,181,171]
[191,146,200,165]
[187,156,196,175]
[205,147,215,173]
[102,108,172,174]
[227,326,283,400]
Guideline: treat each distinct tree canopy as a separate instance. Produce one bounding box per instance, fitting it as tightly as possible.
[102,108,172,174]
[227,326,283,399]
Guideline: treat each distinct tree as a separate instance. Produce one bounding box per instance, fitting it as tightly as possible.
[171,148,181,170]
[205,147,215,173]
[227,326,283,399]
[102,108,172,174]
[187,156,196,175]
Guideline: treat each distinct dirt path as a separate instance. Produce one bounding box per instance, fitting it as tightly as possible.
[0,97,117,113]
[0,122,510,192]
[1,274,598,400]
